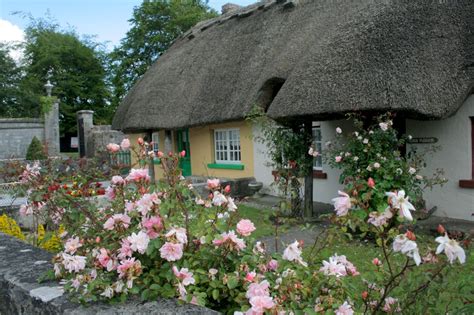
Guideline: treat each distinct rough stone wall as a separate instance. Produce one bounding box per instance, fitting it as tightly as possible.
[0,232,219,314]
[90,125,125,158]
[0,119,45,159]
[77,111,125,158]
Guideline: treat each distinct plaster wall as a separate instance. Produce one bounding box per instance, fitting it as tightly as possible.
[189,121,255,178]
[406,94,474,221]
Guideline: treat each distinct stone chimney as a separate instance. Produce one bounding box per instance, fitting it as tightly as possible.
[222,3,242,14]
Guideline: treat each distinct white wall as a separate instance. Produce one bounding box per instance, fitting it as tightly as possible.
[406,94,474,221]
[252,125,279,196]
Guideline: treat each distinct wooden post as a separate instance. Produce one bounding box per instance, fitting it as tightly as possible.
[303,119,313,219]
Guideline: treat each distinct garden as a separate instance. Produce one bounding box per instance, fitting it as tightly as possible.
[1,116,472,314]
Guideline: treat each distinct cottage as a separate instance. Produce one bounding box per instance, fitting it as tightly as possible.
[112,0,474,221]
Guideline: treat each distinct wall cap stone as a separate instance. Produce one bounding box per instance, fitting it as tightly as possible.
[0,232,220,314]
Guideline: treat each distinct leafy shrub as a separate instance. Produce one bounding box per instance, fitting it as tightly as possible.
[25,136,47,160]
[0,214,25,240]
[17,136,468,314]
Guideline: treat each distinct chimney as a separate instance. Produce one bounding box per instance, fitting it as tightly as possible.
[222,3,242,14]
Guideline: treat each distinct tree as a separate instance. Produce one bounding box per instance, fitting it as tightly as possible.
[20,17,112,147]
[0,43,24,117]
[109,0,217,107]
[26,136,47,160]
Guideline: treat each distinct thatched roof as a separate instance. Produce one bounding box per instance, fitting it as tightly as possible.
[113,0,474,132]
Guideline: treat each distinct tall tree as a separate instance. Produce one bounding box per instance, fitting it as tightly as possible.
[20,18,112,144]
[0,43,24,117]
[109,0,217,107]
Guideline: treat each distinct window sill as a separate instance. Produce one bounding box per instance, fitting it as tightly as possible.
[208,163,245,170]
[313,170,328,179]
[459,179,474,189]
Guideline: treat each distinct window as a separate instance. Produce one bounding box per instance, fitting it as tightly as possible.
[214,129,241,163]
[151,132,160,153]
[312,126,323,170]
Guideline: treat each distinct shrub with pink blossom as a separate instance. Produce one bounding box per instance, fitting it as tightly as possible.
[19,136,469,314]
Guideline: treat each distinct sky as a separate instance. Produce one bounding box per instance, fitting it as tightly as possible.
[0,0,256,54]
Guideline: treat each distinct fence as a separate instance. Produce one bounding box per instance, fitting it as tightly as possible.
[110,151,131,175]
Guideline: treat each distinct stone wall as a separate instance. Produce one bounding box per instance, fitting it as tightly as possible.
[77,111,125,158]
[0,119,45,159]
[0,232,218,315]
[0,99,60,159]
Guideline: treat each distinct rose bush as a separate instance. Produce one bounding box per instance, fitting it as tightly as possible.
[18,135,469,314]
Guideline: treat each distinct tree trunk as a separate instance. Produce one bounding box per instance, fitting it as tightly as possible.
[303,120,313,219]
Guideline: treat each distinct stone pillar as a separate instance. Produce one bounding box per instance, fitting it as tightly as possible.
[43,100,60,156]
[77,110,94,158]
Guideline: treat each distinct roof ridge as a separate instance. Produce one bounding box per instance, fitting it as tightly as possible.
[180,0,301,41]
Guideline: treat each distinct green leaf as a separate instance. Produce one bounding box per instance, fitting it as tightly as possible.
[212,289,219,300]
[227,276,239,289]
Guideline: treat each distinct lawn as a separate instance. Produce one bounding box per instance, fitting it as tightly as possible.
[237,204,276,238]
[237,204,474,313]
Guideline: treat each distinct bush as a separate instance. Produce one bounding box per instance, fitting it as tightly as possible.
[17,136,468,314]
[25,136,47,160]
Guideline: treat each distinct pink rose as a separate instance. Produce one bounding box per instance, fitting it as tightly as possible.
[106,143,120,153]
[206,178,220,190]
[142,216,163,239]
[267,259,278,271]
[246,280,270,299]
[372,258,382,266]
[332,191,351,216]
[236,219,256,237]
[111,175,125,186]
[335,156,342,163]
[249,295,274,313]
[159,242,183,261]
[120,138,130,150]
[368,177,375,188]
[125,168,150,183]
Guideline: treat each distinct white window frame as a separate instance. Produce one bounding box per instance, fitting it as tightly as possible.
[214,128,241,164]
[312,125,323,171]
[152,131,160,155]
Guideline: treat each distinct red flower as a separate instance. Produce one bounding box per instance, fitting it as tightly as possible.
[367,177,375,188]
[437,224,446,234]
[224,185,231,194]
[362,291,368,300]
[406,230,416,241]
[180,150,186,157]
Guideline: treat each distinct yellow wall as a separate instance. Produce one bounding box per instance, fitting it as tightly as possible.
[127,121,254,180]
[189,120,254,178]
[127,133,146,168]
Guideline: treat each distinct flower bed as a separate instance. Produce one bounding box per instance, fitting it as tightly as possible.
[16,134,470,314]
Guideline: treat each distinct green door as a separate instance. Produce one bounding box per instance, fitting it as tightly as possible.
[177,129,192,176]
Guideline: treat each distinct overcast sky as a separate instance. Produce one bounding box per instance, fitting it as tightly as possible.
[0,0,256,54]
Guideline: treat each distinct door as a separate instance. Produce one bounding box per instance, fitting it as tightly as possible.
[177,129,192,176]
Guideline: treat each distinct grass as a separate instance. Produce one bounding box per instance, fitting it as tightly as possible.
[237,204,277,238]
[236,205,474,313]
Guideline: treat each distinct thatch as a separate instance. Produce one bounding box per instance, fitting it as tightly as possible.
[112,0,474,132]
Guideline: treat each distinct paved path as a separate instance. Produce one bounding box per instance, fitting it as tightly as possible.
[258,224,329,254]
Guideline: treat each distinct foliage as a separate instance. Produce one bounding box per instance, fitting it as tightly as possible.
[26,136,47,160]
[247,106,312,217]
[0,43,25,118]
[324,114,447,236]
[36,223,64,252]
[109,0,217,108]
[18,137,469,314]
[18,16,112,135]
[0,214,25,240]
[39,96,58,115]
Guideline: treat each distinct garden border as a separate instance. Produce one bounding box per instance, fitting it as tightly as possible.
[0,232,219,315]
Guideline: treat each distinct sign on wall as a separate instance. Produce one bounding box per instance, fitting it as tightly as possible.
[407,137,438,144]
